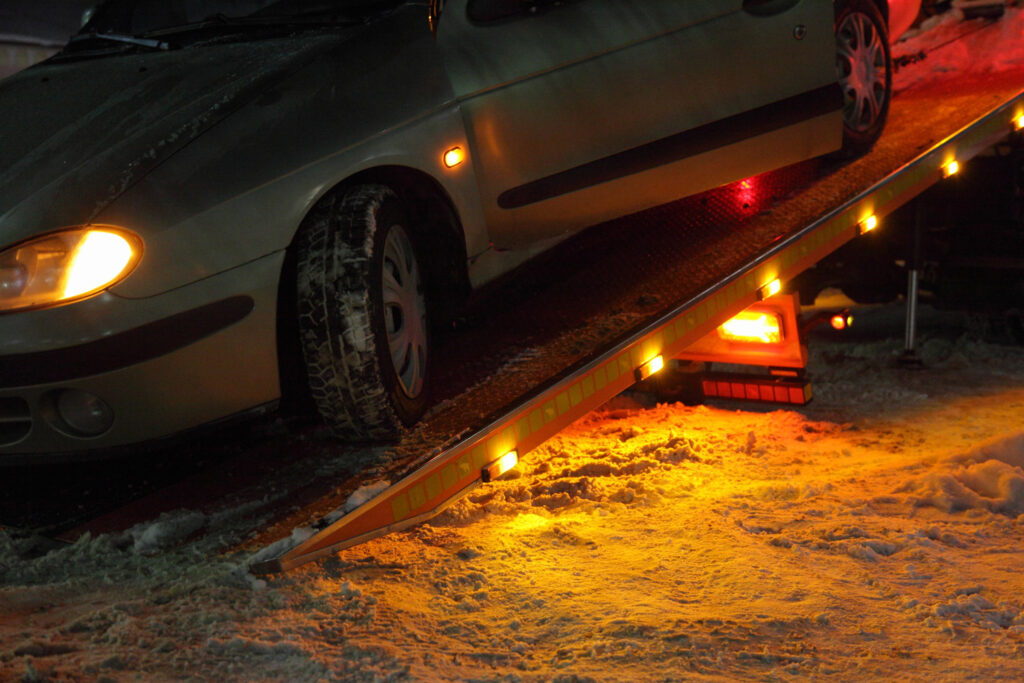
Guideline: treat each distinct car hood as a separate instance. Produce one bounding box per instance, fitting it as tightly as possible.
[0,32,345,247]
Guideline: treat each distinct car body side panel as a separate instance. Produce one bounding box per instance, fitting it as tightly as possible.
[97,7,486,299]
[440,0,840,249]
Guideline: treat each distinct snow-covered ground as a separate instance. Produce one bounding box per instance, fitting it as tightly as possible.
[4,8,1024,683]
[2,298,1024,682]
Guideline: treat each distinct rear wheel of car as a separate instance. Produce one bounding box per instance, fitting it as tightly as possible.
[835,0,892,155]
[295,184,430,440]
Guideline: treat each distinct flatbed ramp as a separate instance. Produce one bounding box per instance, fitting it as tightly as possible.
[251,64,1024,573]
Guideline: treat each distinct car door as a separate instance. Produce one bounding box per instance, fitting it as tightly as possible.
[438,0,840,250]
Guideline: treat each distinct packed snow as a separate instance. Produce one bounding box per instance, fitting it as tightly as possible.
[3,7,1024,683]
[2,296,1024,681]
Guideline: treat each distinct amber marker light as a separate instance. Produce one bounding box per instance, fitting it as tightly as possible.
[757,278,782,300]
[634,355,665,382]
[1014,114,1024,131]
[443,146,465,168]
[481,450,518,482]
[718,310,784,344]
[830,313,853,331]
[943,160,960,178]
[859,214,879,235]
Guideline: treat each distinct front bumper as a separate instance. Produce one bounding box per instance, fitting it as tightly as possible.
[0,251,285,463]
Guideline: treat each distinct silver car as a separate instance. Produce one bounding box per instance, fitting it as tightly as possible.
[0,0,892,460]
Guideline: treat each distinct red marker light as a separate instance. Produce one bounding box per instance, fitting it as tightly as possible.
[830,314,852,331]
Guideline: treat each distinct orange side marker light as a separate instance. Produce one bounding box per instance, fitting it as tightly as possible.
[482,450,518,482]
[634,355,665,382]
[757,279,782,301]
[443,146,466,168]
[859,215,878,235]
[943,160,960,178]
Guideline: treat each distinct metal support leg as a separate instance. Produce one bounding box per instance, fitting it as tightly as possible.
[904,269,919,353]
[901,200,925,365]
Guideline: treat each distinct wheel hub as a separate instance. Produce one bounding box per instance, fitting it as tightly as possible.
[381,225,427,399]
[837,11,887,133]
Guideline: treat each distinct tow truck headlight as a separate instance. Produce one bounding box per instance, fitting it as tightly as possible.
[0,227,142,313]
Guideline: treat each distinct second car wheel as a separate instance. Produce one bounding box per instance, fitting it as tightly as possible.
[295,184,430,440]
[835,0,893,155]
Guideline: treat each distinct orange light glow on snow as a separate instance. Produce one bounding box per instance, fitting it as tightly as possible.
[443,146,466,168]
[718,311,784,344]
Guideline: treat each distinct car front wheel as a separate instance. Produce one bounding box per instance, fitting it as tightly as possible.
[295,184,430,440]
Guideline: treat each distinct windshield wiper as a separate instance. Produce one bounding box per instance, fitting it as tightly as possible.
[69,32,171,51]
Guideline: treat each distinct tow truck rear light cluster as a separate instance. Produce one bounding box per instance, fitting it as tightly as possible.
[717,310,784,344]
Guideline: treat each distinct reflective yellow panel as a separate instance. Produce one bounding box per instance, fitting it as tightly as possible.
[718,311,784,344]
[63,230,136,299]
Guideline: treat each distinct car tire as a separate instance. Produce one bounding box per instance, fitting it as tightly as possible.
[835,0,892,156]
[295,184,430,440]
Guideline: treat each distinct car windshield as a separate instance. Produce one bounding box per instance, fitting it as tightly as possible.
[78,0,403,39]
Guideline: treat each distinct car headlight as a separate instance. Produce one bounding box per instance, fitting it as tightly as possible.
[0,226,142,313]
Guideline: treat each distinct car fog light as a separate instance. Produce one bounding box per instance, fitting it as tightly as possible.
[55,389,114,437]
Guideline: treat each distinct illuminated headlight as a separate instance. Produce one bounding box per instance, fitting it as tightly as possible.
[0,226,142,313]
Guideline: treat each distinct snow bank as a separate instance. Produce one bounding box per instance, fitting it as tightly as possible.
[899,433,1024,515]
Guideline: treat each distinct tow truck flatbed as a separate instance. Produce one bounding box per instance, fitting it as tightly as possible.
[247,50,1024,573]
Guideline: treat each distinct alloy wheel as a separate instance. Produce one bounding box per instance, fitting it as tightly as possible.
[381,224,427,399]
